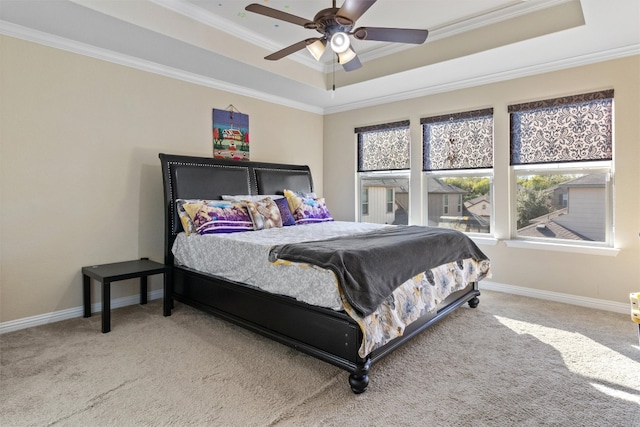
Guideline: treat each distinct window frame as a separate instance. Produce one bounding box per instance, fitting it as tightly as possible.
[421,108,494,237]
[356,120,411,224]
[510,161,613,248]
[507,90,615,249]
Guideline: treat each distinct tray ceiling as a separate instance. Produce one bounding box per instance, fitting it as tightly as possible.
[1,0,638,113]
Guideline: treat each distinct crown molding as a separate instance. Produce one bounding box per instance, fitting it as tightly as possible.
[0,20,324,114]
[2,20,638,116]
[322,44,640,114]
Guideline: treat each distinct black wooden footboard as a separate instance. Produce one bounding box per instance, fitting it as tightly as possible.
[165,264,479,393]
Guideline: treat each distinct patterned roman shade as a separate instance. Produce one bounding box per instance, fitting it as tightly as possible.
[421,108,493,171]
[356,120,410,172]
[509,90,613,165]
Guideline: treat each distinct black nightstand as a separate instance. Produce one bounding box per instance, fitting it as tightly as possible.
[82,258,171,333]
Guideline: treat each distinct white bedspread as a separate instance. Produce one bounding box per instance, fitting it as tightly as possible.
[172,221,390,311]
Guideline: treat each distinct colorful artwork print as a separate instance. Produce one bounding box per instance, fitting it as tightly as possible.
[212,109,250,160]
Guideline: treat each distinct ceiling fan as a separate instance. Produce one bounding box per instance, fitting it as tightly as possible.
[245,0,429,72]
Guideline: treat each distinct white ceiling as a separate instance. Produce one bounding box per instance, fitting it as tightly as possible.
[1,0,639,114]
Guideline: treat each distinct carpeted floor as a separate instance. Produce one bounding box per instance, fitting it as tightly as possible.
[1,290,638,426]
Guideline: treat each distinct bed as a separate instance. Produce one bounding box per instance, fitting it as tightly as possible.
[159,153,490,393]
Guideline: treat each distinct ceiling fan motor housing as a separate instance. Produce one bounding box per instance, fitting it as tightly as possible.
[308,7,354,37]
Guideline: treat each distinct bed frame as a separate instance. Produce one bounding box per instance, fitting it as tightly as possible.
[159,153,480,393]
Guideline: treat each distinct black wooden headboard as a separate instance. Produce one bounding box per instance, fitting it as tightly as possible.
[159,153,314,265]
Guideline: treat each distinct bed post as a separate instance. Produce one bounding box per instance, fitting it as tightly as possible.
[468,281,480,308]
[348,358,371,394]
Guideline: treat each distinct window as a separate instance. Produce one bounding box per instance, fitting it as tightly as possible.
[386,189,394,213]
[356,120,410,225]
[442,194,462,214]
[361,188,369,216]
[422,109,493,234]
[509,90,613,245]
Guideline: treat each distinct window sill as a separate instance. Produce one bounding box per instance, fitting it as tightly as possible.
[504,239,620,257]
[470,236,499,246]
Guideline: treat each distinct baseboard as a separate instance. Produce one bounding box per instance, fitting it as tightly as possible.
[0,290,164,334]
[0,284,630,334]
[479,281,630,315]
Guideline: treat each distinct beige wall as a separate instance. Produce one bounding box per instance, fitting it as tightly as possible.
[324,55,640,305]
[1,34,638,324]
[0,36,323,323]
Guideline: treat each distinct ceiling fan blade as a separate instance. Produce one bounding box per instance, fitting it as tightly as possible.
[265,38,322,61]
[342,54,362,72]
[353,27,429,44]
[336,0,377,25]
[245,3,313,28]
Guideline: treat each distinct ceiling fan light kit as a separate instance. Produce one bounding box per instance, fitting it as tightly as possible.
[330,32,351,54]
[245,0,429,72]
[338,47,357,65]
[306,39,327,61]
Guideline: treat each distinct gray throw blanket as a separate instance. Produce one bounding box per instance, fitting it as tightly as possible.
[268,225,489,317]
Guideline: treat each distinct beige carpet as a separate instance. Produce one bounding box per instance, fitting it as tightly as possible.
[1,290,638,426]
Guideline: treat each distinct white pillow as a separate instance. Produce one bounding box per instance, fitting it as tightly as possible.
[221,194,284,202]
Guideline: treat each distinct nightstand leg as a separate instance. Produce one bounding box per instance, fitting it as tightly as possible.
[102,281,111,333]
[163,270,172,317]
[140,276,148,305]
[83,275,91,318]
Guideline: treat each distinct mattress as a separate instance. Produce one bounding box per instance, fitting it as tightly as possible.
[173,221,386,310]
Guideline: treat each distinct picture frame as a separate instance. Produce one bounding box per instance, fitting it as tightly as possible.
[212,107,249,160]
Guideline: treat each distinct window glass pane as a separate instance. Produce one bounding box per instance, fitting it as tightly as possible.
[516,172,608,242]
[359,174,409,225]
[426,175,491,233]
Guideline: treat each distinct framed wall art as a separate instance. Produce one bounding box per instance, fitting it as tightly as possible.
[212,106,249,161]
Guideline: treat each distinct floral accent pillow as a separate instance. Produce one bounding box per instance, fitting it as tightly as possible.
[182,200,253,234]
[176,199,199,235]
[274,197,296,226]
[243,197,283,230]
[284,189,334,225]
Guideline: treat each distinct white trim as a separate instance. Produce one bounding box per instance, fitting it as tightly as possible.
[504,239,620,257]
[0,290,163,334]
[2,20,638,116]
[323,44,640,114]
[2,282,629,334]
[480,280,629,314]
[471,236,499,246]
[0,20,324,115]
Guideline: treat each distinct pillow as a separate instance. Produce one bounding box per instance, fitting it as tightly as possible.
[176,199,199,235]
[243,197,283,230]
[182,200,253,234]
[282,190,316,212]
[284,189,334,225]
[221,194,284,202]
[274,197,295,226]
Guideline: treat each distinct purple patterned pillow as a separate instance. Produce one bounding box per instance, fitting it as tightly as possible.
[274,197,296,226]
[284,190,334,225]
[183,200,253,234]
